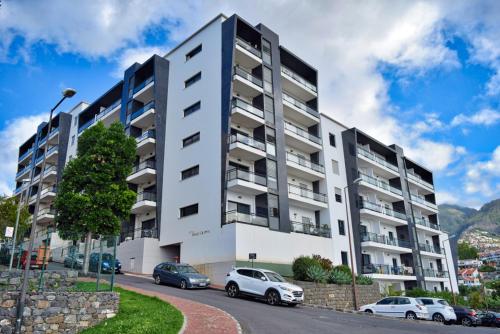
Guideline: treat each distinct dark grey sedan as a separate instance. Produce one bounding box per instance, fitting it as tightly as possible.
[153,262,210,289]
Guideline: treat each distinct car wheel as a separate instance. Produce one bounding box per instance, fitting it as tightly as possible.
[365,309,373,314]
[154,275,161,285]
[226,283,239,298]
[180,279,187,289]
[461,318,472,327]
[266,290,281,306]
[432,313,445,323]
[405,311,417,320]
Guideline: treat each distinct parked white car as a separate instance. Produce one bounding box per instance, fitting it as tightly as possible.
[417,297,457,323]
[360,296,429,320]
[225,267,304,306]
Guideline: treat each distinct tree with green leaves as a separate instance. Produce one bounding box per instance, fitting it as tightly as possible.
[55,121,136,273]
[0,195,30,243]
[457,241,479,260]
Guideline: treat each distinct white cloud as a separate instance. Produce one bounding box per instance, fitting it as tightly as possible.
[0,114,47,196]
[112,46,166,78]
[464,146,500,197]
[451,108,500,127]
[435,191,460,205]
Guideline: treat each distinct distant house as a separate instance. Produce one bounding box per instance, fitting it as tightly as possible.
[458,259,482,269]
[458,268,482,287]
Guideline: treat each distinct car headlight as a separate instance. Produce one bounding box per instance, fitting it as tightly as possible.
[102,262,110,268]
[279,285,293,292]
[189,278,197,283]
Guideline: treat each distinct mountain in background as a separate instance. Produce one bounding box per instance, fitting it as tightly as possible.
[438,199,500,238]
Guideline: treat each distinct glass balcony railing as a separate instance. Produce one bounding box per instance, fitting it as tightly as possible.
[43,165,57,176]
[120,226,158,242]
[235,37,262,58]
[407,172,434,190]
[284,122,322,145]
[232,97,264,119]
[423,269,449,278]
[37,208,56,217]
[282,92,319,119]
[131,160,156,174]
[96,99,121,122]
[40,185,57,196]
[357,146,399,172]
[229,133,266,152]
[362,264,414,276]
[129,101,155,122]
[227,168,267,187]
[358,172,403,196]
[286,151,325,174]
[136,191,156,202]
[290,221,331,238]
[224,210,268,227]
[281,66,317,93]
[233,66,263,87]
[288,183,327,203]
[419,243,442,254]
[136,130,156,143]
[49,127,59,138]
[410,194,438,210]
[359,200,407,221]
[18,148,34,162]
[133,76,154,95]
[360,232,411,249]
[16,164,32,178]
[414,217,440,231]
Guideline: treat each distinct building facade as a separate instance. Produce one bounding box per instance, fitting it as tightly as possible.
[13,14,458,292]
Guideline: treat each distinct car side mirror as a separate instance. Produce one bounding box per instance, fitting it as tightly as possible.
[260,276,267,281]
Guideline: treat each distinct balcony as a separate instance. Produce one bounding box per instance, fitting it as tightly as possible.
[362,264,416,279]
[78,100,121,134]
[282,92,319,127]
[410,194,438,213]
[423,269,449,280]
[129,101,155,129]
[18,147,34,165]
[233,66,263,98]
[136,130,156,156]
[132,76,154,103]
[131,191,156,214]
[281,66,317,101]
[235,37,262,69]
[359,200,407,225]
[228,133,266,161]
[16,164,32,180]
[36,208,55,224]
[48,127,59,144]
[29,186,57,205]
[224,210,268,227]
[42,165,57,183]
[286,151,325,181]
[284,121,322,153]
[358,172,403,201]
[407,171,434,193]
[360,232,412,253]
[288,183,328,210]
[419,243,444,258]
[226,168,267,195]
[127,160,156,184]
[290,221,331,238]
[414,217,440,232]
[120,227,158,242]
[231,98,265,128]
[357,146,399,177]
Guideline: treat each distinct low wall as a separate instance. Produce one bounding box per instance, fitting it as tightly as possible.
[0,291,119,333]
[0,270,77,292]
[293,281,381,310]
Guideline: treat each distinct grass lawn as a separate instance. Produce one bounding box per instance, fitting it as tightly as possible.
[75,281,183,334]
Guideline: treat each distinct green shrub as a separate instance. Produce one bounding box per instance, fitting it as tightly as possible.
[292,256,319,281]
[479,265,495,272]
[334,265,352,278]
[312,254,333,272]
[356,275,373,285]
[328,269,352,284]
[385,285,403,296]
[405,287,429,298]
[306,264,328,283]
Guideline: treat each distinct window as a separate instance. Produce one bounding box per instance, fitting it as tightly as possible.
[185,44,202,61]
[397,297,410,305]
[237,269,253,277]
[180,203,198,217]
[341,251,348,266]
[71,135,75,146]
[182,132,200,147]
[332,160,339,175]
[253,271,266,280]
[262,39,272,64]
[419,299,433,305]
[338,220,345,235]
[335,187,342,203]
[181,165,199,180]
[74,116,78,126]
[183,101,201,117]
[185,72,201,88]
[376,298,395,305]
[263,67,273,94]
[264,95,275,125]
[329,133,336,147]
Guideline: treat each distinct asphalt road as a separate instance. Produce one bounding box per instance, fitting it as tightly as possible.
[114,274,499,334]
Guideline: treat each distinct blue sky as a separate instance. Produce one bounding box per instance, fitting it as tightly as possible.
[0,1,499,208]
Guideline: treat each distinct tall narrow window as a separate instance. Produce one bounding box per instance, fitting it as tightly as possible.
[332,160,339,175]
[185,44,202,61]
[185,72,201,88]
[341,251,348,266]
[184,101,201,117]
[335,187,342,203]
[264,95,275,125]
[338,220,345,235]
[181,165,199,180]
[329,133,336,147]
[262,39,272,64]
[180,204,198,217]
[263,67,273,94]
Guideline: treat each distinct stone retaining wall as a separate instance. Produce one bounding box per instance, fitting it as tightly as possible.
[293,281,381,310]
[0,270,77,292]
[0,291,119,334]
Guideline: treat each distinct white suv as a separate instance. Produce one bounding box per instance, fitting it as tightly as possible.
[417,297,457,323]
[225,268,304,306]
[360,296,429,320]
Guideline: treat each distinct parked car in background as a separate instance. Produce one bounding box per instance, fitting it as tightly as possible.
[88,253,121,274]
[360,297,429,320]
[477,311,500,328]
[452,306,481,327]
[63,254,84,269]
[153,262,210,289]
[225,268,304,306]
[417,297,456,324]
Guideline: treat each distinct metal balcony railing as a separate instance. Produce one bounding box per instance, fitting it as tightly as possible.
[358,172,402,195]
[290,221,331,238]
[360,232,411,249]
[16,164,32,178]
[136,130,156,143]
[407,171,434,190]
[414,217,440,231]
[282,92,319,118]
[356,146,399,172]
[281,66,317,93]
[133,76,154,95]
[129,101,155,122]
[286,151,325,174]
[96,99,121,122]
[131,160,156,174]
[233,66,263,87]
[229,133,266,152]
[136,191,156,202]
[410,194,438,210]
[232,97,264,119]
[423,269,449,278]
[419,243,442,254]
[284,121,322,145]
[362,264,414,276]
[359,200,407,221]
[288,183,327,203]
[235,37,262,58]
[224,210,268,227]
[38,208,56,217]
[227,168,267,186]
[18,147,34,162]
[120,227,158,242]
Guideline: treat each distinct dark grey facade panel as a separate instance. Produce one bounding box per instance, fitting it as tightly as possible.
[56,113,72,185]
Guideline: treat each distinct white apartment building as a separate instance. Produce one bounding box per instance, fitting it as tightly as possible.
[13,14,458,293]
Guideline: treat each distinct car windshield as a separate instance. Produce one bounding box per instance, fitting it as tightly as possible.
[101,254,114,261]
[437,300,449,306]
[265,272,286,282]
[176,265,198,274]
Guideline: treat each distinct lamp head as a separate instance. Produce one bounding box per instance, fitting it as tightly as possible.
[352,177,362,184]
[62,88,77,98]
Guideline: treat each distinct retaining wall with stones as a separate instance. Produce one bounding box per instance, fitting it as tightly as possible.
[293,281,381,310]
[0,270,78,292]
[0,291,119,334]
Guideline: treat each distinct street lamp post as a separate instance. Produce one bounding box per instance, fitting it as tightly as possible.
[441,234,457,305]
[15,88,76,334]
[343,177,361,311]
[8,179,31,271]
